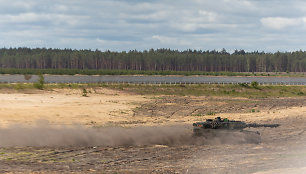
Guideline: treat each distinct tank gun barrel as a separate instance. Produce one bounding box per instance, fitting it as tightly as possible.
[246,123,280,128]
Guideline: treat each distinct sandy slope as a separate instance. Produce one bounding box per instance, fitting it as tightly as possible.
[0,89,305,128]
[0,89,148,127]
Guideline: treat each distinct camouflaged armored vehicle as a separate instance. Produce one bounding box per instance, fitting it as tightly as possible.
[193,117,279,136]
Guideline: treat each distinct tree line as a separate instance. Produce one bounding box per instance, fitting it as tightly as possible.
[0,48,305,72]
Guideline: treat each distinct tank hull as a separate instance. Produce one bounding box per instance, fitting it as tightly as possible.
[193,128,261,144]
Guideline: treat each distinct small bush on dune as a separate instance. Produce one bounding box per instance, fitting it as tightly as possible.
[206,110,216,115]
[82,88,88,97]
[251,81,259,89]
[239,83,249,87]
[33,74,44,90]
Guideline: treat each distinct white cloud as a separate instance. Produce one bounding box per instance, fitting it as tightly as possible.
[0,13,39,23]
[198,10,217,22]
[152,35,192,46]
[260,17,304,30]
[0,12,90,28]
[96,38,133,45]
[119,11,169,22]
[53,5,69,12]
[167,10,220,32]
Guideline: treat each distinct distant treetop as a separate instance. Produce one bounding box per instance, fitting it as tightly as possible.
[0,47,305,72]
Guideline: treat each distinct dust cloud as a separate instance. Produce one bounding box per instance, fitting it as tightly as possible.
[0,121,260,147]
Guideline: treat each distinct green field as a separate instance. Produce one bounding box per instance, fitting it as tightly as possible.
[1,83,305,98]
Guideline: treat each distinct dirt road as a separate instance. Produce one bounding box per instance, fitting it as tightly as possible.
[0,88,305,173]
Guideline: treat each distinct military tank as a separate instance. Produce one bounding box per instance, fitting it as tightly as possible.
[193,117,280,136]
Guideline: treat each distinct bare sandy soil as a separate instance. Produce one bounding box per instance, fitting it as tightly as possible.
[0,88,148,127]
[0,88,305,174]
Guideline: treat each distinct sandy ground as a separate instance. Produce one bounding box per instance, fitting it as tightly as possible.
[0,88,306,174]
[0,89,149,127]
[0,88,305,127]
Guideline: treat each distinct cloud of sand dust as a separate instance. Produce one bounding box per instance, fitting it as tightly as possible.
[0,120,260,147]
[0,121,191,147]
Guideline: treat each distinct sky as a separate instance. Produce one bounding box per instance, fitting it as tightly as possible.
[0,0,306,52]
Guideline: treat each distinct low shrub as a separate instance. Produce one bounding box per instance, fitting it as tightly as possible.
[33,74,44,90]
